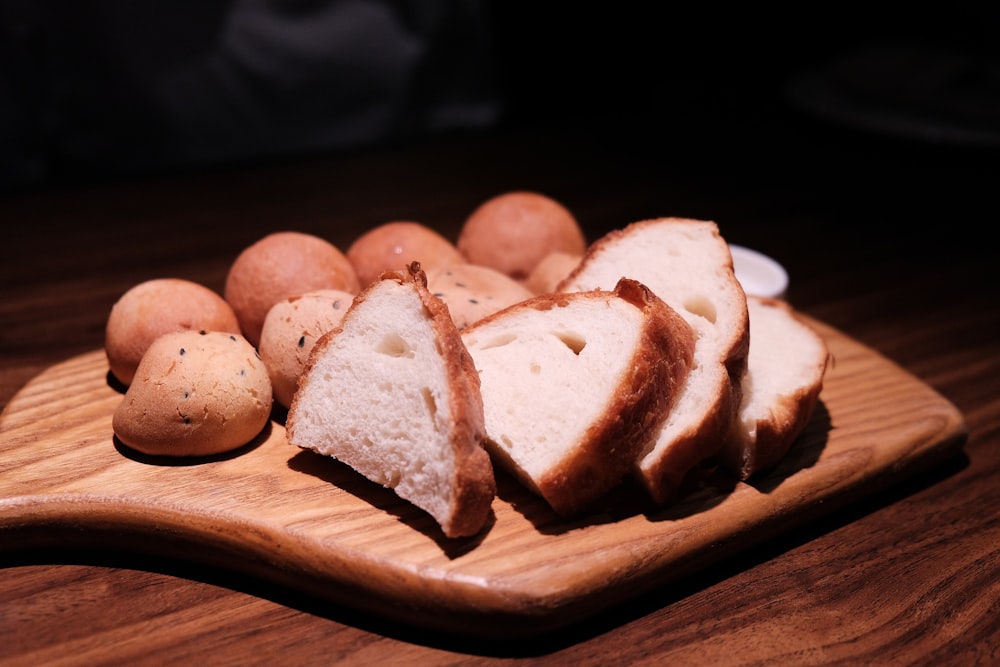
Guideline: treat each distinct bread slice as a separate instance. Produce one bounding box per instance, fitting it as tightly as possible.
[721,296,830,479]
[461,278,696,518]
[556,218,750,504]
[285,263,496,538]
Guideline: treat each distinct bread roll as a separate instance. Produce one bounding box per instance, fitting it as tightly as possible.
[105,278,241,386]
[347,221,465,288]
[224,231,360,347]
[258,289,354,409]
[113,330,273,457]
[523,250,583,295]
[457,191,586,280]
[425,263,533,329]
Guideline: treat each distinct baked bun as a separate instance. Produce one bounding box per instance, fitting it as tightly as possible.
[224,231,361,347]
[523,250,583,295]
[425,263,534,329]
[346,221,465,288]
[722,296,830,479]
[258,289,355,409]
[558,218,750,504]
[461,278,695,518]
[105,278,241,386]
[112,330,273,457]
[286,263,495,538]
[457,191,587,281]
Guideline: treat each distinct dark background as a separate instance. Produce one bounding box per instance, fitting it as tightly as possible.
[1,2,997,196]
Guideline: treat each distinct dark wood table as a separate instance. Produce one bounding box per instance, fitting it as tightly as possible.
[2,102,997,665]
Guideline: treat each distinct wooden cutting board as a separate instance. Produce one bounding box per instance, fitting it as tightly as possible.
[0,318,967,638]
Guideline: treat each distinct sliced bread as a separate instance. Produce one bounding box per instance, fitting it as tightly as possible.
[721,296,830,479]
[460,278,696,518]
[285,263,496,538]
[556,218,750,504]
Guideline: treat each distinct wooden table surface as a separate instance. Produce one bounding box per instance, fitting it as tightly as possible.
[1,98,998,665]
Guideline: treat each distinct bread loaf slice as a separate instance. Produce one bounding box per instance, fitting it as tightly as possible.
[721,296,830,479]
[285,263,496,538]
[557,218,750,504]
[461,278,696,518]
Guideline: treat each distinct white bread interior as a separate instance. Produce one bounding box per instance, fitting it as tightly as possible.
[286,263,495,538]
[557,218,750,503]
[722,296,830,478]
[461,278,695,517]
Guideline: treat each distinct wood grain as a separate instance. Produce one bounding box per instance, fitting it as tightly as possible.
[0,316,966,639]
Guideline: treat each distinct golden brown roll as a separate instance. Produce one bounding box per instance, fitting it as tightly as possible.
[113,330,273,457]
[457,191,586,281]
[224,231,360,347]
[425,263,534,329]
[105,277,241,386]
[523,250,583,295]
[258,288,355,409]
[346,220,465,288]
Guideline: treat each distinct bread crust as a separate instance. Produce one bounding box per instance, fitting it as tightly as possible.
[637,309,748,504]
[722,296,829,479]
[464,278,695,518]
[557,217,750,504]
[636,375,735,502]
[542,279,696,516]
[287,262,495,538]
[403,263,496,537]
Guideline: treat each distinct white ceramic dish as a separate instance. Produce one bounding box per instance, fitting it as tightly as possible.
[729,244,789,299]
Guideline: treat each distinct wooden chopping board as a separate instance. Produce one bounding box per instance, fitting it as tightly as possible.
[0,317,967,638]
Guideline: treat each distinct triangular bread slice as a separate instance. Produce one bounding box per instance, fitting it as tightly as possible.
[721,296,830,479]
[285,263,496,538]
[461,278,696,517]
[556,218,750,504]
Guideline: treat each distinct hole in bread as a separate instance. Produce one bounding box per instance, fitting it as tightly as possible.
[683,295,718,325]
[422,387,438,420]
[554,331,586,355]
[375,333,414,358]
[530,362,541,374]
[478,332,517,350]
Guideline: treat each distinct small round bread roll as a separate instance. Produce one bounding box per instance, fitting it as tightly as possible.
[524,250,583,295]
[259,289,354,409]
[346,221,465,288]
[113,330,273,457]
[105,278,242,387]
[457,191,586,281]
[224,231,361,347]
[425,263,534,329]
